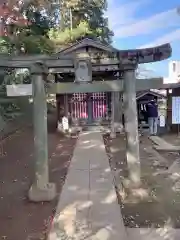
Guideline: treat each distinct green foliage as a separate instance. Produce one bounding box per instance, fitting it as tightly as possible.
[59,0,114,44]
[22,2,54,36]
[0,37,14,54]
[48,21,93,47]
[0,0,114,122]
[0,0,56,122]
[20,35,54,54]
[0,68,32,121]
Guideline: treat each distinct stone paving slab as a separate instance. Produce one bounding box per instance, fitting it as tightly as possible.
[127,228,180,240]
[149,136,180,151]
[90,170,114,191]
[154,145,180,151]
[143,146,168,171]
[48,131,128,240]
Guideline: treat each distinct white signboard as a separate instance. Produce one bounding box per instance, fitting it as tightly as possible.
[6,84,32,96]
[172,97,180,124]
[159,115,165,127]
[62,116,69,131]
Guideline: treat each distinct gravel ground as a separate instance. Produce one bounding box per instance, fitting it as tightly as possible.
[0,127,77,240]
[104,133,180,228]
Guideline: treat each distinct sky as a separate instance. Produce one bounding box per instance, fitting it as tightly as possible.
[107,0,180,78]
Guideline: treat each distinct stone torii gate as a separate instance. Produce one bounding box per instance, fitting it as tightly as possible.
[3,38,171,201]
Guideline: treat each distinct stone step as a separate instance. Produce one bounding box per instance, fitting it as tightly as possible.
[82,125,110,132]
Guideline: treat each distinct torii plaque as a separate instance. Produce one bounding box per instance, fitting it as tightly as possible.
[74,57,92,83]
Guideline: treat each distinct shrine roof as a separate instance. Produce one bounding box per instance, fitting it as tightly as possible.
[136,90,166,100]
[57,37,172,65]
[58,38,118,55]
[162,82,180,89]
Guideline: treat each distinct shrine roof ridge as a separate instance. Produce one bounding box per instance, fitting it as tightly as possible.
[57,38,118,54]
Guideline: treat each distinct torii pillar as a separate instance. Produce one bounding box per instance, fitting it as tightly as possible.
[123,66,141,186]
[28,63,56,202]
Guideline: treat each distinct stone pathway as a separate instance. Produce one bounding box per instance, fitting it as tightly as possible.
[47,131,180,240]
[48,131,128,240]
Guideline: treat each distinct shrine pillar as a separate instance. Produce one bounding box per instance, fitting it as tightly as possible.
[123,68,141,186]
[110,92,116,138]
[28,63,56,202]
[114,92,123,133]
[119,93,124,132]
